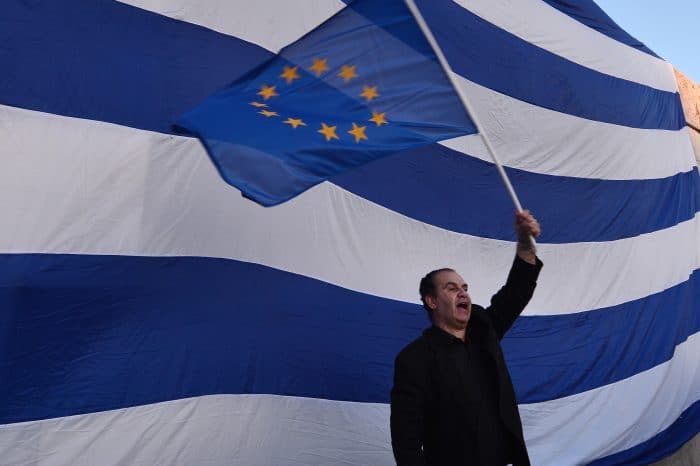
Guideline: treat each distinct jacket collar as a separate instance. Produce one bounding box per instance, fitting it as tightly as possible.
[423,310,491,350]
[424,325,463,345]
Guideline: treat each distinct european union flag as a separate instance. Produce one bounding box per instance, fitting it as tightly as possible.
[175,0,476,206]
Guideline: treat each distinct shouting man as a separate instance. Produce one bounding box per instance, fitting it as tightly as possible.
[391,210,542,466]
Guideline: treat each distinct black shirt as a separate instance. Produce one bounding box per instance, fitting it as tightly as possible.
[433,326,516,465]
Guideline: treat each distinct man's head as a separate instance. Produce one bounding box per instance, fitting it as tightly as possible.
[419,268,472,332]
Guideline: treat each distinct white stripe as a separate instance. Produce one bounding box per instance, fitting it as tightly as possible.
[530,214,699,315]
[690,128,700,161]
[455,0,677,92]
[442,76,697,180]
[521,330,700,465]
[116,0,344,53]
[0,395,393,466]
[2,332,698,466]
[1,105,698,316]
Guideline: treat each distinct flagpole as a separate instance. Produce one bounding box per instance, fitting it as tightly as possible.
[402,0,536,247]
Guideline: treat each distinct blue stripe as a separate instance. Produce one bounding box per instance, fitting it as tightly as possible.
[0,253,422,423]
[589,399,700,465]
[1,0,682,134]
[0,254,697,423]
[415,0,683,130]
[331,145,700,242]
[540,0,660,58]
[506,269,700,403]
[0,0,271,134]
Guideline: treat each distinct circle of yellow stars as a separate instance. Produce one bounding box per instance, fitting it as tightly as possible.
[247,57,390,143]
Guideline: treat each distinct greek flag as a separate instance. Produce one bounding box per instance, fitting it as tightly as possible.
[0,1,698,465]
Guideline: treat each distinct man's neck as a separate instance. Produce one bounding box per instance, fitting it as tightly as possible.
[435,323,467,341]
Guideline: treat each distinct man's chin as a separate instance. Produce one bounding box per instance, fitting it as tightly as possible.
[453,317,469,328]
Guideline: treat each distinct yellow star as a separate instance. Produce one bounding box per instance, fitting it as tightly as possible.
[318,123,339,141]
[347,122,368,143]
[338,65,358,83]
[249,101,268,108]
[280,65,300,84]
[258,109,279,117]
[368,111,388,126]
[309,58,329,77]
[257,85,278,100]
[284,118,306,129]
[360,86,379,102]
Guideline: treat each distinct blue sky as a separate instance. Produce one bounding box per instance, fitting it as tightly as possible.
[595,0,699,82]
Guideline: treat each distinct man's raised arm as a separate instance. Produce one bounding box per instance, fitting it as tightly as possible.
[487,210,543,338]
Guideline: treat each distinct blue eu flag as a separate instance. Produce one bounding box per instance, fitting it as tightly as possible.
[175,0,476,206]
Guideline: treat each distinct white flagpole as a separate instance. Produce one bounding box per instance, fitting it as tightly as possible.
[403,0,536,246]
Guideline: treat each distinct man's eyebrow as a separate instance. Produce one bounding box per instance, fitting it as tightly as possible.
[444,281,467,289]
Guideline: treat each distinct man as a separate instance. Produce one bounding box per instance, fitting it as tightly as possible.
[391,210,542,466]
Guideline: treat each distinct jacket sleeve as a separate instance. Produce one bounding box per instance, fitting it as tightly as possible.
[486,255,543,339]
[390,349,428,466]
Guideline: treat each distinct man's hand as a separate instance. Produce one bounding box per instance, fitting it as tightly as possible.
[515,210,540,264]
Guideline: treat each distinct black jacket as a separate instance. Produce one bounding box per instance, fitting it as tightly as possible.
[391,256,543,466]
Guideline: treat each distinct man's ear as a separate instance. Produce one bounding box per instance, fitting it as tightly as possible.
[424,294,437,310]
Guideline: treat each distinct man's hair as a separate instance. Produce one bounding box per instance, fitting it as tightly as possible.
[419,268,455,319]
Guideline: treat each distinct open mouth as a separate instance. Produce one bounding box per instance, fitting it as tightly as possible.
[457,302,469,310]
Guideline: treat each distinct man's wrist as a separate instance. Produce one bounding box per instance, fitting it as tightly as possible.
[516,240,537,264]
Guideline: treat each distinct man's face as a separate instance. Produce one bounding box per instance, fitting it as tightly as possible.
[425,270,472,331]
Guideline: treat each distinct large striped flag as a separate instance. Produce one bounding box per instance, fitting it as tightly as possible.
[1,1,698,465]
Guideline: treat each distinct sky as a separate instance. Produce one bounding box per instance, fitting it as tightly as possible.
[594,0,699,82]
